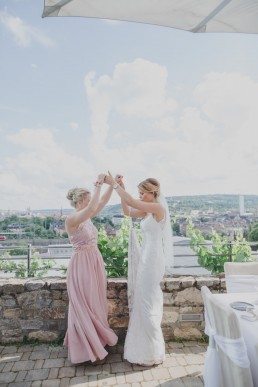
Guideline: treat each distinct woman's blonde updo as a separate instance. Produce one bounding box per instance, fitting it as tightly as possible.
[138,178,160,198]
[66,187,90,208]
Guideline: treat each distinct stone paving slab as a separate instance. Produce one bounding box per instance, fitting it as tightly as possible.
[0,342,207,387]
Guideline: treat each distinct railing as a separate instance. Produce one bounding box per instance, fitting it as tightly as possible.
[0,241,258,278]
[0,243,70,277]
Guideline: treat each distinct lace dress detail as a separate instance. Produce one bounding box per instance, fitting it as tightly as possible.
[124,215,166,365]
[64,219,118,363]
[127,224,141,314]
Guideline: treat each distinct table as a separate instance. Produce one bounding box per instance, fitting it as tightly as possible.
[213,292,258,387]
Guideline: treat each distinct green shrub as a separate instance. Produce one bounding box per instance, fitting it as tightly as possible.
[98,218,131,276]
[0,250,55,278]
[187,220,254,274]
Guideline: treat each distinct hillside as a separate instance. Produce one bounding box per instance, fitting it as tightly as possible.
[101,194,258,216]
[25,194,258,217]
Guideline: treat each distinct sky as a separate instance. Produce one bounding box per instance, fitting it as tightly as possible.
[1,0,258,211]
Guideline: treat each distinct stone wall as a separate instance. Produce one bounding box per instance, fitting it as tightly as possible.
[0,276,226,344]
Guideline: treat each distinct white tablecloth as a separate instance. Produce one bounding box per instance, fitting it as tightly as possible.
[213,292,258,387]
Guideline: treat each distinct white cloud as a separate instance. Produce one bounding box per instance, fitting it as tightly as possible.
[0,10,55,47]
[6,128,93,182]
[85,58,177,120]
[83,62,258,199]
[1,128,94,210]
[84,58,178,158]
[112,59,177,117]
[0,105,27,113]
[0,173,30,195]
[194,72,258,130]
[69,122,79,131]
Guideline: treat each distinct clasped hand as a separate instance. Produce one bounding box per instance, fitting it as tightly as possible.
[104,172,124,188]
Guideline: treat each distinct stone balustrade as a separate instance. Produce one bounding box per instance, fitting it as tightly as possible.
[0,276,226,344]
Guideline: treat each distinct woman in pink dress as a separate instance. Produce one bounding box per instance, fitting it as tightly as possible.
[64,173,118,364]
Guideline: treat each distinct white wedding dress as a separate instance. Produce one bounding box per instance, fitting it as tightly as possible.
[124,214,167,365]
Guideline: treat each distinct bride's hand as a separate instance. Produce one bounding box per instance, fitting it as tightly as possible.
[104,173,114,185]
[115,174,125,189]
[97,173,106,184]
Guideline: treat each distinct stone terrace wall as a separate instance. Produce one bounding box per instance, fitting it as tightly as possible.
[0,276,226,344]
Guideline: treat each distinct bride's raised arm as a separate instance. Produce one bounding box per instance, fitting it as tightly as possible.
[106,172,164,219]
[116,176,146,218]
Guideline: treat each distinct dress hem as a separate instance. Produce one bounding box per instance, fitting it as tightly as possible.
[124,355,165,366]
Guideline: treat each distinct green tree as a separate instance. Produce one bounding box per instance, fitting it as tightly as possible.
[46,230,56,239]
[172,222,180,235]
[44,217,53,230]
[8,245,28,256]
[7,215,19,223]
[248,223,258,242]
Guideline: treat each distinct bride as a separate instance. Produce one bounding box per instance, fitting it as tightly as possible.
[105,173,174,366]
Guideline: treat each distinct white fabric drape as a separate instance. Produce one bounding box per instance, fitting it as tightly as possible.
[127,222,141,315]
[157,194,174,275]
[204,308,250,387]
[225,275,258,293]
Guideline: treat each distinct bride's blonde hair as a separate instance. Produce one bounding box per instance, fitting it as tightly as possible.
[66,187,90,208]
[138,178,160,198]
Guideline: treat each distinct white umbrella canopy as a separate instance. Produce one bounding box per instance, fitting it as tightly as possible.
[42,0,258,34]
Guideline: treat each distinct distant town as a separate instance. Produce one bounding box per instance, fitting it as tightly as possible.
[169,194,258,240]
[1,194,258,242]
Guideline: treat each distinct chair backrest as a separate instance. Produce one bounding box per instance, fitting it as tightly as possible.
[224,262,258,293]
[224,262,258,275]
[201,286,254,387]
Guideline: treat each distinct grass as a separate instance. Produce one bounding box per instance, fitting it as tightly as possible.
[1,334,65,348]
[174,335,208,343]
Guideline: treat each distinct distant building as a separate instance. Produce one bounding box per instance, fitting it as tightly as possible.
[239,195,245,216]
[190,210,200,216]
[51,220,66,236]
[112,214,124,225]
[47,244,72,258]
[104,223,116,237]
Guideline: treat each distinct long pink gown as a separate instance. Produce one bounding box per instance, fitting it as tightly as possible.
[64,218,118,363]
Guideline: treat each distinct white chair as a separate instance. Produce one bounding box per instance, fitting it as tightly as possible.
[224,262,258,293]
[201,286,253,387]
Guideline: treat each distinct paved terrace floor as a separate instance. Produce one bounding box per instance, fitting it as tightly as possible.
[0,341,207,387]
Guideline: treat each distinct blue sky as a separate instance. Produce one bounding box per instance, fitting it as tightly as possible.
[1,0,258,211]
